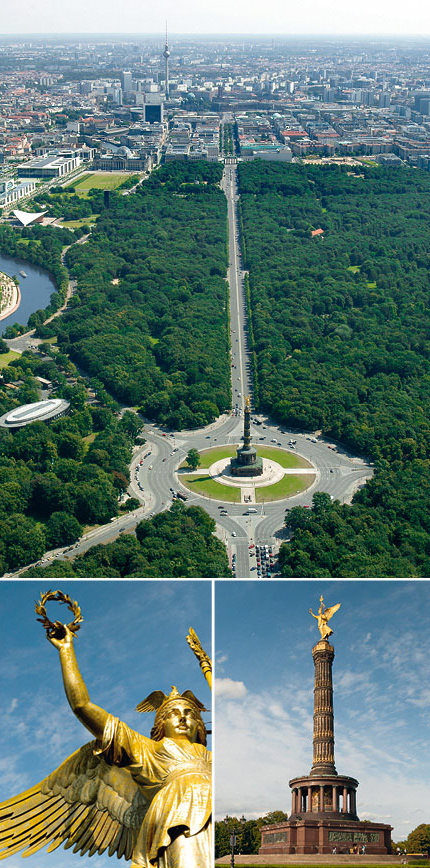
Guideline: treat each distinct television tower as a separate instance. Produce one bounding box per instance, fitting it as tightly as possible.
[163,22,170,99]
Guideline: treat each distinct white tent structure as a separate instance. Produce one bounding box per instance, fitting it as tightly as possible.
[12,209,47,226]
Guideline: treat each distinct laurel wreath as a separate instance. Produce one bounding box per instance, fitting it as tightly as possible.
[35,590,83,639]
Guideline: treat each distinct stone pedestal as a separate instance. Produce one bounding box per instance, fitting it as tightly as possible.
[260,819,392,856]
[230,400,263,477]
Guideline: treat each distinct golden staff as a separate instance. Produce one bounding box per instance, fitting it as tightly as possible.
[186,627,212,690]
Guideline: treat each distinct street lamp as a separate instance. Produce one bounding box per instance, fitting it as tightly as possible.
[224,816,246,868]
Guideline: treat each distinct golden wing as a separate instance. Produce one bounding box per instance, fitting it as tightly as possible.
[324,603,341,622]
[0,741,146,861]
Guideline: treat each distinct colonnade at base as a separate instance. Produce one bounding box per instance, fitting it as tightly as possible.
[290,775,359,820]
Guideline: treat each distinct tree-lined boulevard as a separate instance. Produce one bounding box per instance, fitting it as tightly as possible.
[127,163,373,577]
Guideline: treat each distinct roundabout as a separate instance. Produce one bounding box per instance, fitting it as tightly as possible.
[178,445,317,504]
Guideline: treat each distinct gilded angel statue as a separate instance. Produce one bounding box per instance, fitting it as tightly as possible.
[309,595,341,640]
[0,594,211,868]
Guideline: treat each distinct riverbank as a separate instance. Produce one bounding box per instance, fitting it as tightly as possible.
[0,271,21,321]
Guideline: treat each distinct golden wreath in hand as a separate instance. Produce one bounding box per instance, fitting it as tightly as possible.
[35,590,83,639]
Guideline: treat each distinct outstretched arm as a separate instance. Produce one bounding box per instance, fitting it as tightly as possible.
[309,609,318,619]
[49,627,108,741]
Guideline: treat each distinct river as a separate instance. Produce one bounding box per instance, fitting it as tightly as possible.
[0,251,56,335]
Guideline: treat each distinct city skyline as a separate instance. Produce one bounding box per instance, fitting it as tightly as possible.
[215,580,430,842]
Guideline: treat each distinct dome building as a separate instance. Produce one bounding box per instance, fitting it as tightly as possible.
[0,398,70,429]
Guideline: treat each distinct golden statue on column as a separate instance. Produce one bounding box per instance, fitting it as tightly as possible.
[309,595,341,640]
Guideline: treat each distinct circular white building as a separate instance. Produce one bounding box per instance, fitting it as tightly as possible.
[0,398,70,429]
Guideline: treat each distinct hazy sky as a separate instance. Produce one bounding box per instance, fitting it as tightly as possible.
[0,579,211,868]
[1,0,430,36]
[215,579,430,842]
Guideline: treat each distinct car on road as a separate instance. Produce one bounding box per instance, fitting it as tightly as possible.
[231,531,236,537]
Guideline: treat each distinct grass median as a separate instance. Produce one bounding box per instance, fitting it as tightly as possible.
[180,474,242,502]
[182,446,313,471]
[255,473,315,502]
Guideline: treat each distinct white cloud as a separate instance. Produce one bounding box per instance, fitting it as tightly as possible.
[215,686,310,819]
[215,678,248,699]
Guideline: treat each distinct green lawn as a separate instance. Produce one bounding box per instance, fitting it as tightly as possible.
[187,446,236,469]
[0,350,20,368]
[215,856,410,868]
[182,445,312,471]
[180,470,315,504]
[179,444,315,503]
[73,173,129,192]
[62,215,99,229]
[64,173,91,188]
[180,475,242,502]
[255,473,315,502]
[258,446,312,469]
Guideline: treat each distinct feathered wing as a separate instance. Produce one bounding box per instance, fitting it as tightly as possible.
[0,742,147,861]
[324,603,341,622]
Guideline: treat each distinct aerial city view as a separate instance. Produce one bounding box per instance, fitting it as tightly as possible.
[0,3,429,578]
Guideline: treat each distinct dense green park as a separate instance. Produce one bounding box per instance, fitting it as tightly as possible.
[21,500,231,578]
[237,160,429,576]
[0,161,232,575]
[0,344,230,576]
[37,160,231,429]
[0,346,143,572]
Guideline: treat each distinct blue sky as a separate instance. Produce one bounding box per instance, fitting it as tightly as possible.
[0,579,211,868]
[214,580,430,843]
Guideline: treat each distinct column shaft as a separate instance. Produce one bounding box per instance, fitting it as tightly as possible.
[342,786,348,813]
[311,641,337,775]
